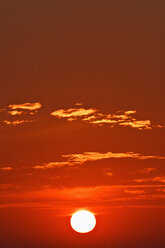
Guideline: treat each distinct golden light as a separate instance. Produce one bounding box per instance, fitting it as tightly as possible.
[70,210,96,233]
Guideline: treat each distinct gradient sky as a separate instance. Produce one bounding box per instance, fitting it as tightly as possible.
[0,0,165,247]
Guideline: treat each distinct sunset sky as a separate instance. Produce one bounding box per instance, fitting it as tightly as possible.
[0,0,165,247]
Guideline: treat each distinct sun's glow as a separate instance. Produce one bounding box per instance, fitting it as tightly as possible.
[70,210,96,233]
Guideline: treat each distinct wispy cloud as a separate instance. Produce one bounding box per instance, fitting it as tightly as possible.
[134,177,165,184]
[141,168,157,173]
[1,102,42,125]
[51,104,164,130]
[124,189,145,195]
[119,120,151,129]
[51,107,96,120]
[1,184,165,211]
[62,152,165,164]
[33,151,165,169]
[8,102,41,111]
[104,172,114,177]
[33,162,73,169]
[8,110,23,116]
[74,103,83,106]
[0,167,13,171]
[3,120,33,125]
[152,177,165,183]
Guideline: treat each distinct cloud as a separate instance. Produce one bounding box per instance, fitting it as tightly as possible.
[3,120,33,125]
[8,110,23,116]
[124,190,145,195]
[51,107,96,119]
[134,179,149,183]
[137,155,165,160]
[91,119,117,124]
[142,168,157,173]
[33,162,73,169]
[62,152,139,164]
[1,102,42,126]
[74,103,83,106]
[62,152,165,164]
[119,120,151,130]
[134,177,165,184]
[33,151,165,169]
[105,172,113,177]
[83,111,153,130]
[0,167,13,171]
[51,104,164,130]
[1,184,165,211]
[0,108,6,112]
[8,102,41,111]
[152,177,165,183]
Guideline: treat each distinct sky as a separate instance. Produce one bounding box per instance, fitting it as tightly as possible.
[0,0,165,247]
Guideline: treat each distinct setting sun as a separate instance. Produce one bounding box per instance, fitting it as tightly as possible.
[70,210,96,233]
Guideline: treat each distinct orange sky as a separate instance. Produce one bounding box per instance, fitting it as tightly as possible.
[0,0,165,247]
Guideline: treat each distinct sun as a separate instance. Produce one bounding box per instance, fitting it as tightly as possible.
[70,210,96,233]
